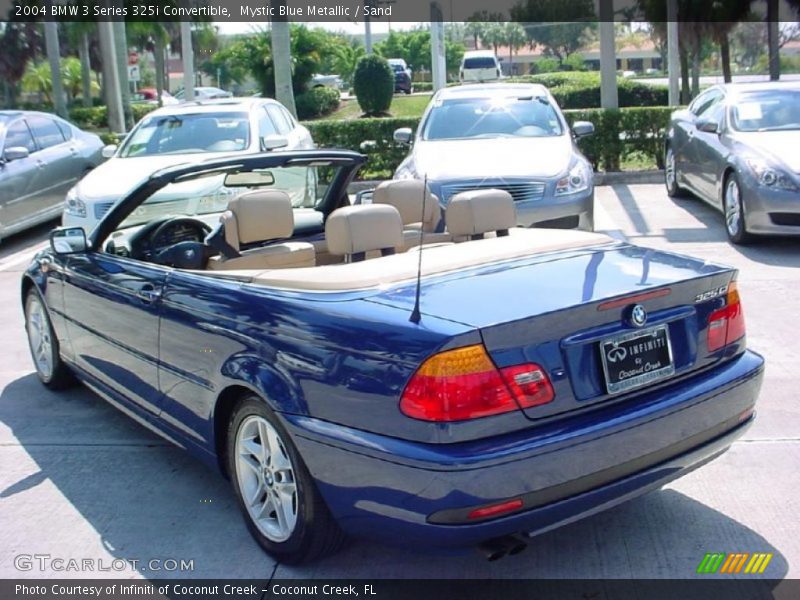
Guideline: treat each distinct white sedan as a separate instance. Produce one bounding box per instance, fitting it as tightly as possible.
[63,98,314,234]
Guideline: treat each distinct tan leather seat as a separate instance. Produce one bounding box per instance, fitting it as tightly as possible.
[372,180,452,250]
[447,189,517,242]
[325,204,404,262]
[207,190,315,270]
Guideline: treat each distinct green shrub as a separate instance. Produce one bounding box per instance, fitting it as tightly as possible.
[353,55,394,116]
[296,87,341,120]
[69,103,157,130]
[306,106,674,177]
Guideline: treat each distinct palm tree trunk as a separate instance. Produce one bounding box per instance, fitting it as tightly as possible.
[79,31,92,107]
[679,46,690,104]
[720,34,732,83]
[690,35,700,98]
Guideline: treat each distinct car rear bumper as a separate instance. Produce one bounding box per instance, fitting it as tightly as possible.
[286,349,763,549]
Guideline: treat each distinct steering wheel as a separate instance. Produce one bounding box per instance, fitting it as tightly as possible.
[148,217,213,268]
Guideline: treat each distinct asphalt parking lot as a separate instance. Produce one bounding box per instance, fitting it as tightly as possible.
[1,184,798,582]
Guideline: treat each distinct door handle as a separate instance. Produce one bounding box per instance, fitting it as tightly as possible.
[136,285,162,303]
[35,160,46,169]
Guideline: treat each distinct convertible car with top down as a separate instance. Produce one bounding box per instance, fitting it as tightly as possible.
[23,150,764,563]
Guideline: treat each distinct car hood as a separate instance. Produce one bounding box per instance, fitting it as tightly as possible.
[75,153,234,202]
[411,136,573,180]
[733,131,800,173]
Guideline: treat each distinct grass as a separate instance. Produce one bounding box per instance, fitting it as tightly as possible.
[325,93,431,120]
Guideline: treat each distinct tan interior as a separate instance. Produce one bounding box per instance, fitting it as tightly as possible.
[194,228,616,291]
[325,204,404,259]
[208,190,315,271]
[372,180,452,250]
[447,189,516,239]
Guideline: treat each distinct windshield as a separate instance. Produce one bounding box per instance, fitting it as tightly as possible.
[463,57,496,69]
[730,90,800,132]
[422,96,564,140]
[116,164,337,230]
[119,112,250,157]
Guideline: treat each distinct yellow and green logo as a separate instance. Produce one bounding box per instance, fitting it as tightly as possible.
[697,552,773,574]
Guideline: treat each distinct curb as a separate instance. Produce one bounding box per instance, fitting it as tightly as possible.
[347,171,665,193]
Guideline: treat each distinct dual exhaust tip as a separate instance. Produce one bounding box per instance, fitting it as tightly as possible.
[477,534,528,561]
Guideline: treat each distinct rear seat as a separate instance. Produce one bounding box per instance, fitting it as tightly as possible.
[372,180,452,250]
[446,189,517,242]
[325,204,404,263]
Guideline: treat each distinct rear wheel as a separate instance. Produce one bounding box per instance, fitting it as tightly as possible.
[227,396,346,564]
[724,173,753,245]
[24,289,75,389]
[665,146,688,198]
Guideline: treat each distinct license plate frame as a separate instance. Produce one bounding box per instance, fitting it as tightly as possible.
[599,325,675,395]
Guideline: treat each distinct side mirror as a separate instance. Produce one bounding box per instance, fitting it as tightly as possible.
[50,227,88,255]
[261,135,288,151]
[101,144,118,159]
[393,127,413,144]
[572,121,595,138]
[3,146,30,162]
[696,119,720,134]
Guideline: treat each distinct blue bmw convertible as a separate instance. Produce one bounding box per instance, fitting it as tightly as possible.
[22,150,764,563]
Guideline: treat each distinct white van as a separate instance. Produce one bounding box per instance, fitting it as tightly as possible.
[459,51,502,83]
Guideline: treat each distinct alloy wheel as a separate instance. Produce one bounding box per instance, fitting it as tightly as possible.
[235,415,298,542]
[26,295,54,380]
[725,178,742,237]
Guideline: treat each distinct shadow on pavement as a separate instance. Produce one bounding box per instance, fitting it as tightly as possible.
[0,219,59,263]
[0,373,790,580]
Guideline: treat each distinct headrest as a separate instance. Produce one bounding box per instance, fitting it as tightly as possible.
[226,190,294,244]
[446,189,516,237]
[373,179,440,227]
[326,204,404,257]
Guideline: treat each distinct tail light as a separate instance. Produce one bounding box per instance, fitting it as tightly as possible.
[707,280,746,352]
[400,344,554,422]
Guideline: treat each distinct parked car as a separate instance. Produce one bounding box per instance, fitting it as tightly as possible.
[393,83,596,230]
[62,98,314,234]
[131,87,179,106]
[0,110,103,241]
[387,58,413,94]
[24,150,763,564]
[460,51,502,83]
[174,86,233,101]
[666,82,800,244]
[311,74,344,90]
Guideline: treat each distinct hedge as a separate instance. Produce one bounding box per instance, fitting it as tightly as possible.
[296,87,340,120]
[69,103,157,129]
[304,106,674,178]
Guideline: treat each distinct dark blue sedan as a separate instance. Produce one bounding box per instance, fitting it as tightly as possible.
[22,150,764,563]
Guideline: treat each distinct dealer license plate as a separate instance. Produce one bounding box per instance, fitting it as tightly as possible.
[600,325,675,395]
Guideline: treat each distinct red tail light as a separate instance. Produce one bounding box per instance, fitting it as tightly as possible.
[400,344,554,422]
[467,498,523,520]
[707,281,746,352]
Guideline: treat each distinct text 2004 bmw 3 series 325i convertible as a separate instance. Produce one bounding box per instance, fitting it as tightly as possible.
[23,150,763,564]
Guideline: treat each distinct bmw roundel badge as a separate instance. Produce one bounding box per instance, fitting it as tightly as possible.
[628,304,648,328]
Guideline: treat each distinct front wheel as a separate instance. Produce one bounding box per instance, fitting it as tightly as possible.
[24,289,75,389]
[724,173,753,245]
[227,397,346,564]
[665,146,688,198]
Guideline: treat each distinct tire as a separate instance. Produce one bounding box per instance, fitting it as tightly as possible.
[723,172,753,245]
[665,146,688,198]
[24,289,75,390]
[227,396,346,564]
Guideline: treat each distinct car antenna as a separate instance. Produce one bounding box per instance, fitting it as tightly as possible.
[409,174,428,324]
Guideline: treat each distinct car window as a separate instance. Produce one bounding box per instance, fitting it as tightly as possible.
[689,90,723,117]
[280,107,297,129]
[4,120,37,153]
[119,111,250,157]
[266,105,292,135]
[258,107,280,142]
[423,96,564,140]
[56,119,73,141]
[27,116,66,149]
[704,102,726,127]
[729,90,800,132]
[463,57,497,69]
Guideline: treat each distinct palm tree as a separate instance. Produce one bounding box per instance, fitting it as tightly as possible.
[127,22,170,106]
[465,21,484,49]
[333,42,366,87]
[64,23,96,107]
[503,22,527,74]
[480,22,506,55]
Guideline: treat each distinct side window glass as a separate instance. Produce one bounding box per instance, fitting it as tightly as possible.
[267,105,292,135]
[258,107,279,138]
[28,116,66,149]
[56,119,73,141]
[281,107,296,129]
[4,120,37,153]
[706,102,726,128]
[691,91,722,118]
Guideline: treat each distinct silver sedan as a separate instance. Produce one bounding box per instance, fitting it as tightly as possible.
[666,82,800,244]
